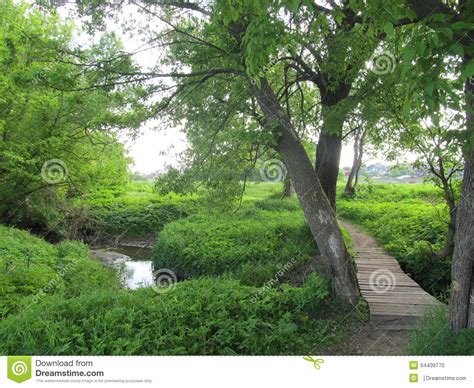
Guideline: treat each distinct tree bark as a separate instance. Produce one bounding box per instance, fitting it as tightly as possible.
[402,0,474,332]
[282,175,294,198]
[449,145,474,330]
[448,59,474,330]
[432,175,457,260]
[316,130,342,208]
[315,89,352,208]
[251,77,360,305]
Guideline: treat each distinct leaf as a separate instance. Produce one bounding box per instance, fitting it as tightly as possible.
[464,61,474,78]
[402,48,415,75]
[425,82,435,96]
[440,27,453,40]
[402,99,410,116]
[451,43,464,57]
[286,0,300,13]
[280,323,298,333]
[383,22,395,37]
[451,21,470,31]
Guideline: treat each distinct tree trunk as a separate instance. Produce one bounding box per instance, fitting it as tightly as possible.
[282,175,294,198]
[251,77,360,305]
[432,179,456,260]
[316,130,342,208]
[448,60,474,330]
[345,127,366,196]
[314,91,352,208]
[449,145,474,330]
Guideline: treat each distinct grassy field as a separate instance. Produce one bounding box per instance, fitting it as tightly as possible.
[1,180,472,355]
[0,181,363,355]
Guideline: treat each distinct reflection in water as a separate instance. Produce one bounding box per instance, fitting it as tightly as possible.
[123,260,154,289]
[92,245,155,290]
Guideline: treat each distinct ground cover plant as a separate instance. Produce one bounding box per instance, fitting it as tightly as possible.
[0,276,353,355]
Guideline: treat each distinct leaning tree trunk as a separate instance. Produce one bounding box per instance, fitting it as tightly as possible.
[448,61,474,330]
[252,77,360,305]
[282,175,294,198]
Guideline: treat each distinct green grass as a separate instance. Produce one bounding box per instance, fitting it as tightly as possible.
[83,195,195,238]
[346,182,443,202]
[242,182,284,200]
[2,181,466,355]
[0,210,356,355]
[0,274,354,355]
[0,226,120,319]
[408,307,474,355]
[152,202,316,286]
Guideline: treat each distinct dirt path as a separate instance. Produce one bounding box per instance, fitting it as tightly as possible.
[327,325,410,355]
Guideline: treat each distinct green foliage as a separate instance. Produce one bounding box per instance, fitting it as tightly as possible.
[0,225,119,319]
[254,198,300,212]
[154,168,196,196]
[353,182,443,202]
[0,276,346,355]
[153,203,316,286]
[0,1,143,237]
[84,196,194,238]
[409,308,474,355]
[338,184,451,299]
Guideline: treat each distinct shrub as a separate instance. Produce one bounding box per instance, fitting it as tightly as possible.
[351,183,443,203]
[254,198,300,212]
[0,276,347,355]
[84,196,194,238]
[0,226,119,318]
[152,208,316,286]
[409,308,474,355]
[154,168,195,195]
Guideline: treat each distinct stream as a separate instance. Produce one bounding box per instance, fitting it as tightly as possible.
[90,245,155,289]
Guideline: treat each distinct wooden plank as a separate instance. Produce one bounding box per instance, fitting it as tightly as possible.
[339,220,445,329]
[356,266,401,270]
[362,289,434,303]
[364,296,439,305]
[369,303,434,312]
[358,280,417,286]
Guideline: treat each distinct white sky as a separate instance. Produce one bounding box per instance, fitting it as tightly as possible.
[59,4,393,174]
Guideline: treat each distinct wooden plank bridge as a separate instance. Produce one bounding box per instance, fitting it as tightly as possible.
[341,221,444,330]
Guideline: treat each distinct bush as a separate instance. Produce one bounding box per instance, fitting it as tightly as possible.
[0,226,119,318]
[352,183,443,202]
[152,207,316,286]
[409,308,474,355]
[154,168,195,195]
[254,198,300,212]
[0,276,347,355]
[84,196,194,238]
